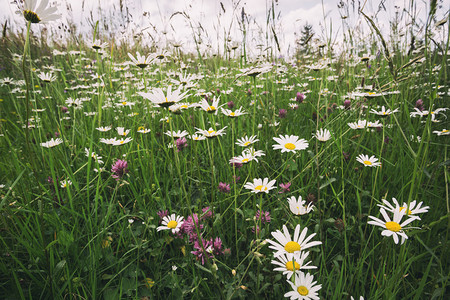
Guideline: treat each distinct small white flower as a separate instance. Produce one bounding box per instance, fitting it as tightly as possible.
[287,196,314,215]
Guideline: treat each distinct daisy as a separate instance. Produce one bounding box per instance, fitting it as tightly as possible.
[22,0,61,24]
[138,86,189,108]
[112,137,133,146]
[368,208,419,244]
[60,179,72,189]
[347,120,367,130]
[314,129,331,142]
[85,148,104,164]
[195,126,227,138]
[242,147,265,158]
[287,196,315,215]
[271,252,317,279]
[88,39,108,50]
[221,107,247,117]
[37,72,56,82]
[116,127,130,136]
[284,272,322,300]
[100,138,116,145]
[356,154,382,167]
[433,129,449,136]
[157,214,184,234]
[137,127,151,133]
[128,51,153,68]
[369,106,399,116]
[236,135,259,147]
[378,198,429,220]
[367,120,382,128]
[273,135,309,153]
[96,126,111,132]
[229,152,256,164]
[116,101,135,108]
[244,178,276,194]
[189,134,206,141]
[164,130,189,138]
[266,224,322,257]
[199,96,221,114]
[40,138,63,148]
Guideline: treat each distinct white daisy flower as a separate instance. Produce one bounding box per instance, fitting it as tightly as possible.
[189,134,206,141]
[112,137,133,146]
[356,154,382,167]
[368,208,419,244]
[221,107,247,117]
[138,86,189,108]
[271,252,317,279]
[199,96,221,114]
[128,51,153,68]
[60,179,72,189]
[287,196,315,215]
[195,126,227,138]
[40,138,63,148]
[137,127,151,133]
[348,120,367,130]
[377,198,429,220]
[84,148,104,164]
[266,224,322,257]
[314,129,331,142]
[432,129,449,136]
[37,72,56,82]
[116,127,130,136]
[157,214,184,234]
[164,130,189,138]
[244,178,276,194]
[96,126,112,132]
[236,135,259,147]
[284,271,322,300]
[272,135,309,153]
[369,106,399,116]
[22,0,61,24]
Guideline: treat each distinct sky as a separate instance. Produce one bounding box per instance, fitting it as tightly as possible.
[1,0,448,57]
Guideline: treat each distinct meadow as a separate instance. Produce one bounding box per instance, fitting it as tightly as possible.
[0,0,449,299]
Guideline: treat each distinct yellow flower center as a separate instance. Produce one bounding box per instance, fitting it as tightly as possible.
[23,10,41,23]
[285,261,301,271]
[385,221,401,232]
[284,143,296,150]
[399,207,412,215]
[284,241,301,253]
[207,130,216,134]
[242,158,249,163]
[122,101,127,105]
[167,220,178,229]
[120,140,124,144]
[297,286,309,296]
[243,141,251,146]
[254,185,267,191]
[443,129,449,133]
[230,112,235,116]
[363,160,372,165]
[207,106,216,112]
[181,105,188,109]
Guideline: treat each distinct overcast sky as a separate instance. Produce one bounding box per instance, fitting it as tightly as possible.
[1,0,447,56]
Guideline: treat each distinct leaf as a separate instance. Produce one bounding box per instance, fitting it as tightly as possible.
[319,177,336,190]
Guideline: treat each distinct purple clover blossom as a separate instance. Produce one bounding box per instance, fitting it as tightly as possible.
[415,99,424,111]
[111,159,129,180]
[191,238,213,265]
[279,182,291,194]
[343,100,351,109]
[227,101,234,109]
[179,213,204,243]
[157,210,169,222]
[296,92,305,103]
[176,137,188,152]
[201,207,213,219]
[255,210,271,224]
[218,182,231,193]
[279,109,287,118]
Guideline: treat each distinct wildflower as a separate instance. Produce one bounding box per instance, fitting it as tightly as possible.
[137,127,151,133]
[96,126,112,132]
[273,135,309,153]
[201,207,214,219]
[368,208,419,244]
[88,39,108,50]
[227,101,234,109]
[176,137,188,152]
[165,130,189,138]
[21,0,61,24]
[287,196,315,215]
[229,152,257,165]
[195,126,227,138]
[356,154,382,167]
[279,182,291,194]
[128,51,153,68]
[157,214,184,234]
[348,120,367,129]
[255,210,271,224]
[218,182,231,193]
[112,137,133,146]
[266,224,322,257]
[60,179,72,189]
[37,72,56,82]
[244,178,277,194]
[191,238,213,265]
[415,99,424,111]
[236,135,259,147]
[116,127,130,136]
[179,214,203,242]
[85,148,104,164]
[271,252,317,279]
[369,106,399,116]
[189,134,206,141]
[314,129,331,142]
[296,92,305,103]
[433,129,449,136]
[199,96,220,114]
[221,107,247,117]
[157,210,169,222]
[377,198,429,220]
[40,138,63,148]
[111,159,129,180]
[284,272,321,300]
[138,86,189,108]
[279,109,288,118]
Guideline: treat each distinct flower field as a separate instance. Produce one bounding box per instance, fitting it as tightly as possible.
[0,0,449,299]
